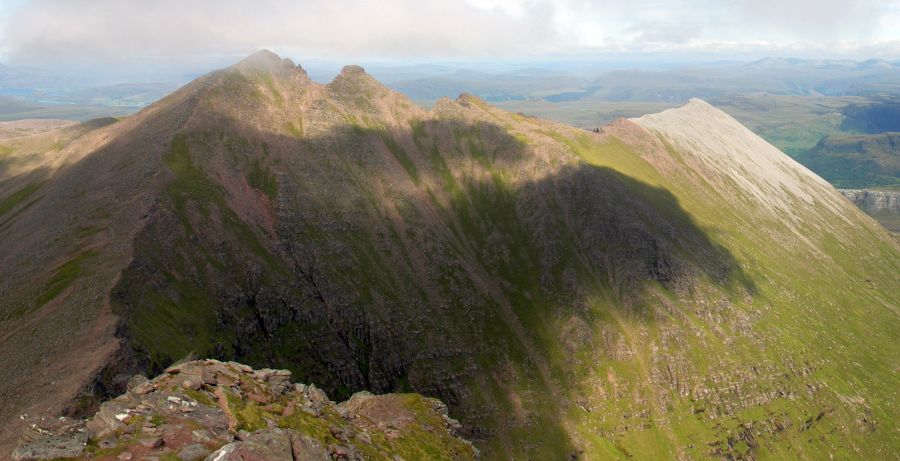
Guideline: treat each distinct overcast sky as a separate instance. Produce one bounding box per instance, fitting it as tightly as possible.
[1,0,898,68]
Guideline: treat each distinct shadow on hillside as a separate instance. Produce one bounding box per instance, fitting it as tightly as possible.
[111,109,756,456]
[286,115,756,299]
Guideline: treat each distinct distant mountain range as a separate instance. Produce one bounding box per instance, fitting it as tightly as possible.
[386,57,900,104]
[0,62,181,121]
[4,56,900,111]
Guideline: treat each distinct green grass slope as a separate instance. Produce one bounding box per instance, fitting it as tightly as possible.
[629,101,899,459]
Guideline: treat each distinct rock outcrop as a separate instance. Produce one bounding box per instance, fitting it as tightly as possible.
[839,189,900,232]
[839,189,900,213]
[12,360,477,461]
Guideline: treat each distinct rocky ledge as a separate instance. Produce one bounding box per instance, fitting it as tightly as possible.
[839,189,900,213]
[13,360,478,461]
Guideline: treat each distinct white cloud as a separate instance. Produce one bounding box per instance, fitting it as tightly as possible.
[0,0,560,62]
[0,0,897,65]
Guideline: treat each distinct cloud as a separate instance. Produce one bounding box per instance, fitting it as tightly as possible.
[727,0,891,40]
[0,0,897,65]
[625,21,705,45]
[0,0,561,62]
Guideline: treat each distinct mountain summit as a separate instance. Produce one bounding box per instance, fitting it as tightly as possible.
[0,51,897,460]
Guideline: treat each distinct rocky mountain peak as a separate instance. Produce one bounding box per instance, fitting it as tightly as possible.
[456,92,485,105]
[633,97,839,214]
[685,97,714,108]
[637,98,731,124]
[668,98,723,118]
[339,64,367,77]
[329,64,384,92]
[233,49,308,79]
[236,49,284,68]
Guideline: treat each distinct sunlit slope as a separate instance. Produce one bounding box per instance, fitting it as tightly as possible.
[607,100,900,459]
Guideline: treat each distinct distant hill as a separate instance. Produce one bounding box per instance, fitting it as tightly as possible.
[388,57,900,105]
[0,95,134,122]
[0,62,176,121]
[795,132,900,189]
[840,99,900,133]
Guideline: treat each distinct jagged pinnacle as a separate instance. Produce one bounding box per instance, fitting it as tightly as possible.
[234,49,307,78]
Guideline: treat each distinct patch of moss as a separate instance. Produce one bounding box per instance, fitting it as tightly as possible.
[182,388,216,406]
[219,71,261,101]
[284,121,303,139]
[75,225,103,238]
[225,391,269,432]
[149,414,165,426]
[164,134,224,231]
[379,131,420,184]
[278,410,337,442]
[361,395,478,461]
[16,249,98,318]
[247,159,278,199]
[127,275,223,371]
[0,181,43,216]
[254,71,284,106]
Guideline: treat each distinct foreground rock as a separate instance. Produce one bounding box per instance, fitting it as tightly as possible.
[13,360,477,460]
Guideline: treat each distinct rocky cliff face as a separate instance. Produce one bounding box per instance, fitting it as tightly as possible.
[839,189,900,213]
[839,189,900,232]
[12,359,476,461]
[1,51,898,460]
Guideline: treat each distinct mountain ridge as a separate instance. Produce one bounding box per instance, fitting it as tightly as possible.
[0,51,897,460]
